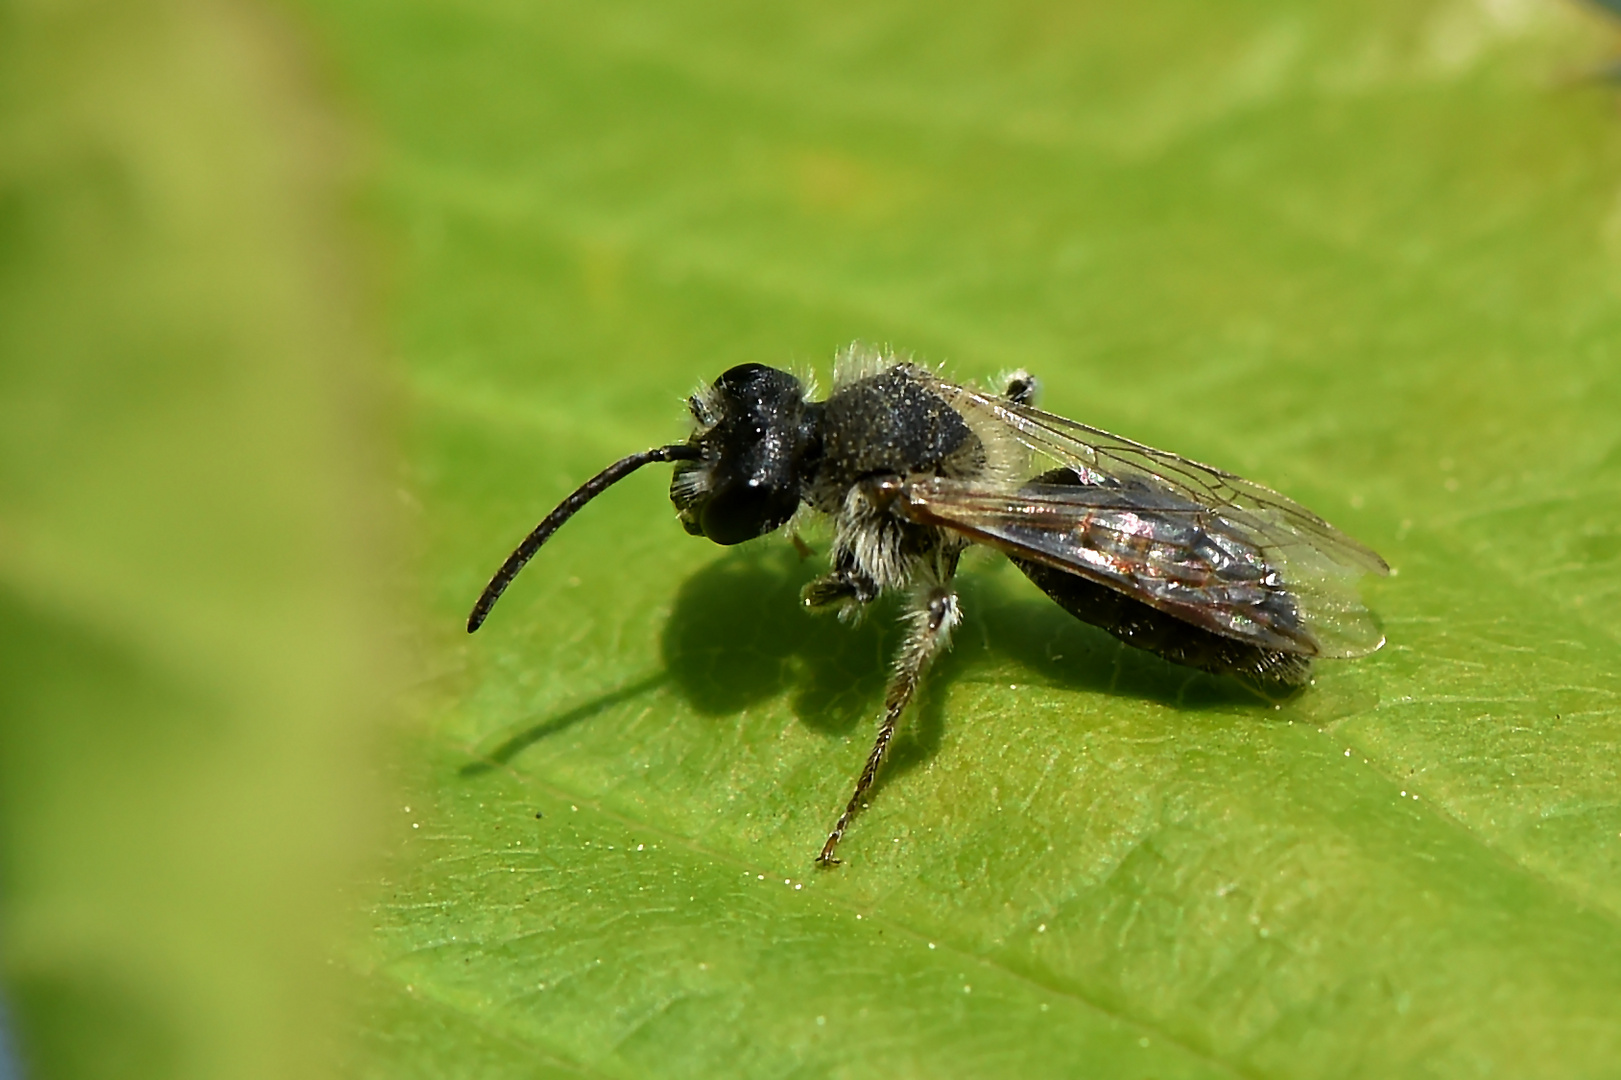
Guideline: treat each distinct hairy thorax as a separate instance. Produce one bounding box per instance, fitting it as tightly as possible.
[805,364,987,513]
[801,364,986,596]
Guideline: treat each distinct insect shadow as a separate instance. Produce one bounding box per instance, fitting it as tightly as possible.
[464,544,1280,783]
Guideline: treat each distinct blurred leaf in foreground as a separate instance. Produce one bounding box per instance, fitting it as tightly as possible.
[0,0,391,1077]
[308,0,1621,1076]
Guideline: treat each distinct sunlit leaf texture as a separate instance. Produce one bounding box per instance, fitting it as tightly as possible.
[10,0,1621,1077]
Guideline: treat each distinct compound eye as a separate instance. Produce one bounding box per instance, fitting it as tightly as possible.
[699,479,793,546]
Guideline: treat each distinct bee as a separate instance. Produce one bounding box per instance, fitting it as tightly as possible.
[468,345,1389,865]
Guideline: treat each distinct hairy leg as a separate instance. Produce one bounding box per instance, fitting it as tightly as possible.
[802,546,880,609]
[817,586,961,866]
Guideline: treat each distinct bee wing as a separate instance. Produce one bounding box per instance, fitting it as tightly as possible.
[901,477,1331,655]
[921,374,1391,577]
[904,376,1389,659]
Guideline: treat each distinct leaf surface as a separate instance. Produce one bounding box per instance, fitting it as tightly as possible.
[315,1,1621,1075]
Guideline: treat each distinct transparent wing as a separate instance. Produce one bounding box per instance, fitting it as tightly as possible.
[910,375,1390,659]
[923,374,1388,574]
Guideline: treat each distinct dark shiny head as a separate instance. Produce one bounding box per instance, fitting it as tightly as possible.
[671,363,819,545]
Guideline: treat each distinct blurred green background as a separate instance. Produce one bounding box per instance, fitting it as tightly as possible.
[4,0,1621,1077]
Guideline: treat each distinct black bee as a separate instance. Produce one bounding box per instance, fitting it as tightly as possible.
[468,346,1389,865]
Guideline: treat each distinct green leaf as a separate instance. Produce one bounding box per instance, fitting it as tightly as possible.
[317,0,1621,1076]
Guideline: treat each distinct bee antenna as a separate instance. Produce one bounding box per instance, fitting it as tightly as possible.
[467,444,702,633]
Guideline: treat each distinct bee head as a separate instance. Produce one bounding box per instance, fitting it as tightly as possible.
[671,363,818,545]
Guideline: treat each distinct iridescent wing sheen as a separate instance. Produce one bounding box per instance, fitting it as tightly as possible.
[910,375,1390,659]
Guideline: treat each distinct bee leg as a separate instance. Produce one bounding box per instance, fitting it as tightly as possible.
[816,585,961,866]
[802,573,877,609]
[801,548,879,609]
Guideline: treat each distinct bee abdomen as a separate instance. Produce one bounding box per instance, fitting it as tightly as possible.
[1013,555,1311,685]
